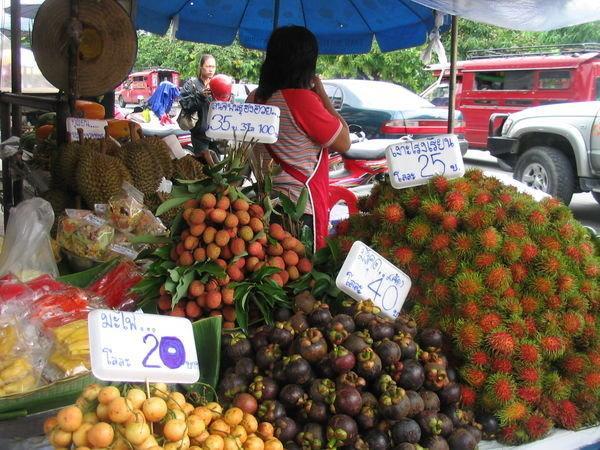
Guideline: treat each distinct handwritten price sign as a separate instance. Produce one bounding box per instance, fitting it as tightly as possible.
[88,310,199,383]
[67,118,108,141]
[335,241,411,319]
[385,134,465,189]
[205,101,280,143]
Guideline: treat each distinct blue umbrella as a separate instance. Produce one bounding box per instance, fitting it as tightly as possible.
[135,0,447,54]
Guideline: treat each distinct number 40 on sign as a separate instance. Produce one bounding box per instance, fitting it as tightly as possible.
[335,241,412,319]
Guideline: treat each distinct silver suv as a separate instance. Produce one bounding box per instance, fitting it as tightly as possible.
[488,101,600,205]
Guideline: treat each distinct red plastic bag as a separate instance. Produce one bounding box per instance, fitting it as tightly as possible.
[30,287,104,329]
[88,261,142,309]
[0,274,33,304]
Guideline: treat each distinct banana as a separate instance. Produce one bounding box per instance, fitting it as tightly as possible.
[63,328,89,346]
[0,358,32,384]
[53,319,87,341]
[2,374,36,395]
[0,325,17,355]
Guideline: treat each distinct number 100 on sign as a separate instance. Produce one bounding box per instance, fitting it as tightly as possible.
[335,241,411,319]
[385,134,465,189]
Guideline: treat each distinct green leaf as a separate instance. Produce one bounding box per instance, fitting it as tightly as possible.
[189,316,222,399]
[300,225,314,257]
[153,245,172,261]
[173,271,195,305]
[264,172,273,195]
[253,265,281,280]
[278,193,297,217]
[156,196,191,217]
[235,290,250,333]
[168,268,181,282]
[57,259,119,288]
[164,279,177,294]
[129,235,172,245]
[294,188,309,221]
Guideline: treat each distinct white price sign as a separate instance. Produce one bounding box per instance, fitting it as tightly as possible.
[385,134,465,189]
[88,310,199,383]
[67,118,108,141]
[335,241,411,319]
[205,101,280,143]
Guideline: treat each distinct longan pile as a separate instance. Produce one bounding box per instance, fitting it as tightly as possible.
[44,382,284,450]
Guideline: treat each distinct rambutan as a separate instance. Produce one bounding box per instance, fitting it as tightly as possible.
[404,193,421,212]
[543,373,572,401]
[528,209,547,228]
[504,221,528,239]
[470,350,489,366]
[464,168,484,182]
[518,386,542,405]
[543,399,580,429]
[587,350,600,367]
[507,319,527,339]
[473,190,493,206]
[406,261,422,279]
[524,413,551,440]
[501,239,522,262]
[338,236,354,253]
[561,354,587,374]
[580,241,594,256]
[546,295,562,310]
[460,300,479,319]
[557,274,576,293]
[440,213,459,231]
[430,175,450,194]
[562,312,584,335]
[487,330,515,355]
[480,293,498,308]
[498,401,528,425]
[494,205,508,223]
[437,255,459,277]
[475,253,496,269]
[445,190,468,212]
[480,313,503,333]
[565,245,583,262]
[539,235,561,252]
[485,264,512,292]
[529,276,555,296]
[452,179,473,195]
[524,317,538,336]
[405,219,431,246]
[335,219,350,235]
[518,342,540,364]
[518,366,541,384]
[498,424,520,445]
[584,372,600,393]
[520,295,539,314]
[453,233,474,255]
[379,203,405,224]
[498,191,515,206]
[430,232,451,251]
[540,335,566,359]
[537,250,563,275]
[520,242,539,262]
[454,320,483,352]
[558,221,577,241]
[430,280,451,301]
[499,298,522,316]
[454,271,484,297]
[393,246,414,266]
[460,365,487,388]
[463,209,491,230]
[510,263,528,284]
[486,373,516,405]
[491,358,513,374]
[584,259,600,277]
[373,232,394,249]
[479,226,502,250]
[421,199,445,221]
[460,385,477,407]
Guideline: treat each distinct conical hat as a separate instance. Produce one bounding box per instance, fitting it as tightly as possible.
[32,0,137,96]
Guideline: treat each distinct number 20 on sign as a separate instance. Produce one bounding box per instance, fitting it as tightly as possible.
[335,241,412,319]
[88,310,200,383]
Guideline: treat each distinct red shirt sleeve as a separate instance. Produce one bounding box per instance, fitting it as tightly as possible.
[281,89,342,147]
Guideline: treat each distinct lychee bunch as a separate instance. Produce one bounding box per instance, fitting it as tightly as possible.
[331,169,600,443]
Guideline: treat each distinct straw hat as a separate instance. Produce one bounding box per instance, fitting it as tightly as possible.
[31,0,137,96]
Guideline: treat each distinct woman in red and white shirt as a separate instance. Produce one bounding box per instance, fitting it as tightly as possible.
[248,26,351,250]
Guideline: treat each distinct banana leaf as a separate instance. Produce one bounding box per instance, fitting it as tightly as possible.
[184,316,222,402]
[57,259,119,288]
[0,373,100,419]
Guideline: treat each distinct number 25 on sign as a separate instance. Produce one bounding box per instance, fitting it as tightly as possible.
[335,241,412,319]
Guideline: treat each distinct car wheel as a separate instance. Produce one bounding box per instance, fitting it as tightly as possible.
[513,145,575,205]
[118,96,126,108]
[592,191,600,206]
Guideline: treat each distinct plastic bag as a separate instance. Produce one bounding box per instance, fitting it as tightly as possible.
[88,260,143,309]
[30,286,104,329]
[46,319,90,380]
[108,182,145,232]
[134,209,168,236]
[57,210,115,261]
[0,198,59,281]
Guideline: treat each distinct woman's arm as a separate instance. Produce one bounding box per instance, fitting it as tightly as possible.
[311,76,351,153]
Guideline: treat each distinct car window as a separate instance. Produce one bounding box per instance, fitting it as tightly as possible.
[475,70,534,91]
[596,78,600,101]
[539,70,571,90]
[342,81,433,109]
[323,85,344,109]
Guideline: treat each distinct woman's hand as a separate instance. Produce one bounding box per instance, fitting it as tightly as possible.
[311,76,328,101]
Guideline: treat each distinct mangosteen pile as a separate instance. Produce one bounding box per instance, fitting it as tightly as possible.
[220,292,486,450]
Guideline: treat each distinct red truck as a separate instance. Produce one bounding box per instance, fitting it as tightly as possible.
[421,44,600,149]
[116,68,180,107]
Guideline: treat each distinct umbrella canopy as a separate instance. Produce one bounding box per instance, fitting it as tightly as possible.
[135,0,447,54]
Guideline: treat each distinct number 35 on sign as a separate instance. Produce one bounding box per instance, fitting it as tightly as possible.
[335,241,411,319]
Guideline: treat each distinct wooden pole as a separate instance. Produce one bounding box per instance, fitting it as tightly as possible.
[67,0,81,115]
[447,15,458,134]
[10,0,21,136]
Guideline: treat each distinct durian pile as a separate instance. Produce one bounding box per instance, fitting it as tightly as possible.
[331,169,600,444]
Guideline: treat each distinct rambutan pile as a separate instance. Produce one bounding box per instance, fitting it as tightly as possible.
[332,170,600,444]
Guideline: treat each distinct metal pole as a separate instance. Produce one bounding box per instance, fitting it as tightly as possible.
[1,102,12,229]
[68,0,80,115]
[10,0,21,136]
[447,15,458,134]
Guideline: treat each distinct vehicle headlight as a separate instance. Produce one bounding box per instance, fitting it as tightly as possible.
[502,117,514,135]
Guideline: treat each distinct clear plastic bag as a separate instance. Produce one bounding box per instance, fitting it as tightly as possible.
[46,319,90,380]
[0,198,59,281]
[133,208,168,236]
[108,182,145,232]
[57,209,115,261]
[88,260,143,309]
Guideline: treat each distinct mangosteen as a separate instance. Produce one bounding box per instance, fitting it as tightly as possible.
[446,367,457,383]
[218,372,247,401]
[336,371,366,391]
[334,386,363,416]
[339,298,359,316]
[285,442,301,450]
[356,347,383,380]
[354,311,376,329]
[361,391,378,408]
[421,435,449,450]
[255,343,282,370]
[224,332,252,360]
[258,399,286,423]
[394,333,418,361]
[417,410,443,436]
[405,390,425,417]
[330,345,356,374]
[476,412,499,439]
[344,436,370,450]
[235,357,257,380]
[250,325,272,350]
[316,357,336,379]
[438,382,461,406]
[309,378,336,404]
[299,328,329,363]
[391,418,421,444]
[297,423,326,449]
[443,405,470,429]
[328,322,351,346]
[295,291,317,313]
[368,316,396,341]
[447,428,477,450]
[379,387,411,420]
[392,444,417,450]
[420,390,440,411]
[464,425,482,443]
[327,414,359,446]
[249,376,279,401]
[365,429,391,450]
[356,403,378,430]
[274,416,300,443]
[424,363,449,391]
[308,302,333,328]
[374,339,402,366]
[343,333,369,354]
[279,384,307,409]
[394,313,418,337]
[397,360,425,391]
[272,360,287,383]
[333,313,356,334]
[273,307,292,322]
[418,328,444,351]
[303,400,329,423]
[290,312,309,334]
[284,355,314,385]
[437,413,454,437]
[270,321,295,348]
[374,374,397,396]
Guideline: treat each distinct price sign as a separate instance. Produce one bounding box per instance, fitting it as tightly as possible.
[385,134,465,189]
[88,310,199,383]
[205,101,280,143]
[66,118,108,141]
[335,241,411,319]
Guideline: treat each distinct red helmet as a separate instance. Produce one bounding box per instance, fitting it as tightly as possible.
[209,74,233,101]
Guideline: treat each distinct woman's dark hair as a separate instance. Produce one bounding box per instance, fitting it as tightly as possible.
[198,54,215,76]
[256,26,318,101]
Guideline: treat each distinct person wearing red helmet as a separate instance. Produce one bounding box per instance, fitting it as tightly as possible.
[209,74,233,102]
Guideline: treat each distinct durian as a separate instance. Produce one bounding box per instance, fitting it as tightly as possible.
[144,136,174,179]
[121,126,163,197]
[174,155,206,181]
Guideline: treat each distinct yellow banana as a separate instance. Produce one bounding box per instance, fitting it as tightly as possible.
[0,358,32,384]
[53,320,87,341]
[0,325,17,355]
[2,373,36,395]
[63,328,89,346]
